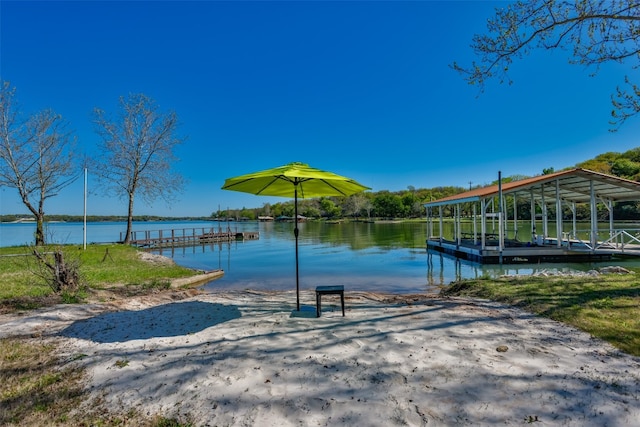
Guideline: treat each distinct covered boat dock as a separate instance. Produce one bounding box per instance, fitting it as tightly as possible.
[424,168,640,264]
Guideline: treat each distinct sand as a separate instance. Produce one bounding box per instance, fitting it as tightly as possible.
[1,289,639,426]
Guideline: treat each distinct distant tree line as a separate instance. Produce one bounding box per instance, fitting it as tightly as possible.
[215,147,640,222]
[214,186,478,221]
[0,214,212,223]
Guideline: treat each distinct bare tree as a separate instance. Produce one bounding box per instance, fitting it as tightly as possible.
[452,0,640,128]
[344,193,368,220]
[93,93,186,243]
[364,199,373,220]
[0,82,79,245]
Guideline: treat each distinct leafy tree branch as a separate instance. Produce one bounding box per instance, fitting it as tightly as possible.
[452,0,640,128]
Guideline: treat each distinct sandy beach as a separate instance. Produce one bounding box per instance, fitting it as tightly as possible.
[1,289,639,426]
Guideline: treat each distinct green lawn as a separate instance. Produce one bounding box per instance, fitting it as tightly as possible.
[442,273,640,356]
[0,244,198,305]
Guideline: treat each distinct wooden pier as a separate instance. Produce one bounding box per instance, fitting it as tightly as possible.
[125,227,259,248]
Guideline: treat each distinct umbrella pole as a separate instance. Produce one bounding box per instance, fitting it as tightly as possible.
[294,185,300,311]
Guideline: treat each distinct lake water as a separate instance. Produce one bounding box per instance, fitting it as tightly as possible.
[2,220,639,294]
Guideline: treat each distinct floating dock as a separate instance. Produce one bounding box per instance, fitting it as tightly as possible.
[426,237,619,264]
[125,227,259,248]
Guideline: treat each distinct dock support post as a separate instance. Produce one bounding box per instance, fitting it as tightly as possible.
[473,203,477,245]
[438,206,443,243]
[541,185,548,241]
[608,199,614,240]
[572,202,577,240]
[556,179,563,248]
[498,211,504,264]
[455,204,461,247]
[481,198,487,249]
[590,180,597,251]
[513,193,518,239]
[498,171,503,253]
[531,189,536,243]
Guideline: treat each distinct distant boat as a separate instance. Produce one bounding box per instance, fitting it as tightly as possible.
[9,217,36,223]
[275,215,306,222]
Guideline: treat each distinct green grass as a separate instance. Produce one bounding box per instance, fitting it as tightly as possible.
[0,338,85,426]
[441,273,640,356]
[75,244,197,287]
[0,247,52,300]
[0,338,194,426]
[0,244,198,309]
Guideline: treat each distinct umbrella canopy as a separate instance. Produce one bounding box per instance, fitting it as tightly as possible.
[221,162,370,198]
[221,162,370,311]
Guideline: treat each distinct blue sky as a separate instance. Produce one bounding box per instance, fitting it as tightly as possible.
[1,1,639,217]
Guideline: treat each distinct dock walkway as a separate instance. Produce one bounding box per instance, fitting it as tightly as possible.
[125,227,259,248]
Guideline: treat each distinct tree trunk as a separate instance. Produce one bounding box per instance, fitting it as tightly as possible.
[123,192,135,244]
[35,192,46,246]
[35,214,45,246]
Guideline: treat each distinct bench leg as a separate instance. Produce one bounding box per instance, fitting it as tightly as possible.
[316,291,345,317]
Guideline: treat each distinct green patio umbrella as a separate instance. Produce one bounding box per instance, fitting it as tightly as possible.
[221,162,370,311]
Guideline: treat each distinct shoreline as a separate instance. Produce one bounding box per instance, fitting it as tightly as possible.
[170,269,225,288]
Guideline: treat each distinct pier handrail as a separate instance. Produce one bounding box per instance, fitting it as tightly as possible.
[124,226,240,247]
[120,226,259,251]
[595,229,640,251]
[570,228,640,251]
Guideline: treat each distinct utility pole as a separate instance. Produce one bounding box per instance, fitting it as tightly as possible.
[83,168,87,250]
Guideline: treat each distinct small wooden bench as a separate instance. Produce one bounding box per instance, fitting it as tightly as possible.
[315,285,345,318]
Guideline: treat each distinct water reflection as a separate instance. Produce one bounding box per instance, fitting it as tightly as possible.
[155,241,234,272]
[425,246,640,287]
